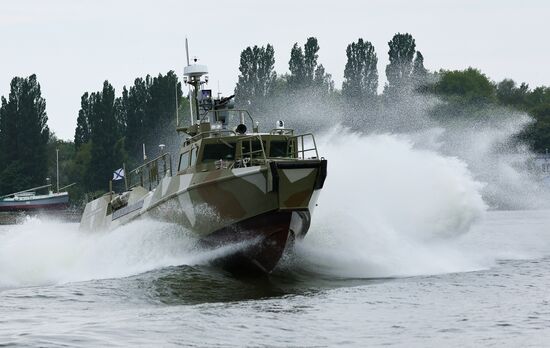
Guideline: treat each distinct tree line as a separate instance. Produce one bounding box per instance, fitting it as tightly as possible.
[234,34,427,115]
[71,71,186,195]
[1,32,549,202]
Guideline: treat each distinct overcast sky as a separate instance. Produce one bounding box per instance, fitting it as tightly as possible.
[1,0,548,140]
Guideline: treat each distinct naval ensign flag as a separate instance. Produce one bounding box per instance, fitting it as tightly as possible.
[113,168,125,181]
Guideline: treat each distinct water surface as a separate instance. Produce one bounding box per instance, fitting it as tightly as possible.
[1,210,549,347]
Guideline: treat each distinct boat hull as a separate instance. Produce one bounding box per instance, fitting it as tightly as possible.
[0,193,69,212]
[201,210,294,274]
[80,159,326,273]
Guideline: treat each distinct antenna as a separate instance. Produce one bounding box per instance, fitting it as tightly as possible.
[185,37,194,125]
[182,38,208,126]
[175,79,179,127]
[185,38,190,66]
[56,148,59,193]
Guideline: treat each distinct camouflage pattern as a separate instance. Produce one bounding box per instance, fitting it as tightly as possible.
[79,130,327,272]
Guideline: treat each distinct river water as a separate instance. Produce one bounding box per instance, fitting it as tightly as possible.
[0,209,549,347]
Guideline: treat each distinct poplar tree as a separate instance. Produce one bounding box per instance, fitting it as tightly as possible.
[146,71,182,129]
[74,93,91,149]
[303,38,320,83]
[385,33,416,97]
[342,38,379,104]
[124,78,149,160]
[288,37,333,93]
[288,43,306,89]
[412,51,428,88]
[234,44,276,114]
[86,81,122,190]
[0,75,50,193]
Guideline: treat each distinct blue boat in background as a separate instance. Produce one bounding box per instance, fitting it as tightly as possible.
[0,184,69,212]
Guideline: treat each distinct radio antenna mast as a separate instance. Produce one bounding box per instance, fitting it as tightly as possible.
[185,37,190,66]
[175,79,179,127]
[185,38,194,125]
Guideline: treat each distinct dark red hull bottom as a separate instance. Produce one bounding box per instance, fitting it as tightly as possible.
[201,210,294,274]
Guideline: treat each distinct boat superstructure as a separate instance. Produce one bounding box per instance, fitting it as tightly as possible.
[80,52,327,273]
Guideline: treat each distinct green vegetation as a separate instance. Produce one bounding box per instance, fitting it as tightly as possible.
[234,44,277,115]
[1,33,549,205]
[0,75,50,194]
[385,33,418,99]
[434,68,496,105]
[342,38,379,106]
[71,72,187,197]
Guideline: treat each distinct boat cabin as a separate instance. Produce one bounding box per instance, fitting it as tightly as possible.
[177,132,317,174]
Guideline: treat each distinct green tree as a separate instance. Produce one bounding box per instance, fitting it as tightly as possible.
[86,81,124,191]
[434,68,496,105]
[288,37,333,92]
[342,38,379,104]
[288,43,306,89]
[68,141,92,201]
[146,71,182,130]
[524,86,550,109]
[385,33,416,97]
[235,44,277,114]
[412,51,428,87]
[47,134,75,194]
[74,92,91,149]
[304,37,320,83]
[521,103,550,153]
[313,64,334,94]
[124,78,149,160]
[0,75,50,194]
[496,79,529,108]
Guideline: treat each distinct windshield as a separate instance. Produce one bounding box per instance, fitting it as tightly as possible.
[202,143,235,163]
[269,140,289,158]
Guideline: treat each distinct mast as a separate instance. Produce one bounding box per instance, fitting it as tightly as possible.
[56,148,59,193]
[175,79,179,127]
[185,38,194,125]
[183,39,208,125]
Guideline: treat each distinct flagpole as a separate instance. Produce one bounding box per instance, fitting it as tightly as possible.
[56,148,59,193]
[123,163,128,191]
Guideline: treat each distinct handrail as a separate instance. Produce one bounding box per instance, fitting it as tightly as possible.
[294,133,319,159]
[269,128,294,135]
[199,108,254,125]
[233,133,318,164]
[184,129,237,145]
[0,184,52,199]
[58,182,77,191]
[128,153,172,191]
[235,135,267,166]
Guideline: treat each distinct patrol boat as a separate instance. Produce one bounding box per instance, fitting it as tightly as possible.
[79,56,327,273]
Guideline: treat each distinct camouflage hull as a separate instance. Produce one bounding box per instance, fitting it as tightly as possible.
[80,159,326,273]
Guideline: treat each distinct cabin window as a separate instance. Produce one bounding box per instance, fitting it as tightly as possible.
[241,140,266,158]
[178,152,190,171]
[269,140,288,158]
[190,146,198,166]
[202,143,235,163]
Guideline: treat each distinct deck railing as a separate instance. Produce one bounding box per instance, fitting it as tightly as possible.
[232,133,319,168]
[234,135,267,167]
[295,133,319,160]
[128,153,172,191]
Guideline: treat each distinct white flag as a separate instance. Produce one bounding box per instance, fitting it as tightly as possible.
[113,168,125,181]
